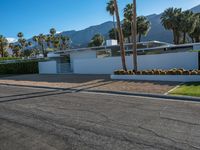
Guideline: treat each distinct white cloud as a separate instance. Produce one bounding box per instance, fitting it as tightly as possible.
[56,31,62,34]
[6,37,17,43]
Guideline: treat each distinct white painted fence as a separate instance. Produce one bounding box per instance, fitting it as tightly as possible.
[74,52,199,74]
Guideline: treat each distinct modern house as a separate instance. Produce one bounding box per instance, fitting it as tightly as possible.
[39,40,200,74]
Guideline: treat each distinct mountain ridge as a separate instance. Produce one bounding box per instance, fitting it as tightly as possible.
[28,4,200,48]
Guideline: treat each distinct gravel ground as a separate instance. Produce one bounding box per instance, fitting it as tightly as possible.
[0,74,178,94]
[0,85,200,150]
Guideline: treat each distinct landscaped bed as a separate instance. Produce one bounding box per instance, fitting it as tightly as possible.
[112,69,200,82]
[114,69,200,75]
[170,82,200,97]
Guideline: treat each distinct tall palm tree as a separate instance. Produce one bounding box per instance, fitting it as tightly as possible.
[60,36,70,50]
[9,44,21,57]
[113,0,127,71]
[180,11,196,43]
[17,32,24,39]
[38,34,46,55]
[17,32,31,56]
[50,28,56,36]
[137,16,151,42]
[0,35,8,57]
[124,4,133,22]
[106,0,117,41]
[33,34,46,55]
[132,0,138,71]
[189,13,200,42]
[161,8,182,44]
[88,34,104,47]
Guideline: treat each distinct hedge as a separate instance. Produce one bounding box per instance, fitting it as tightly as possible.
[0,57,21,61]
[0,61,39,74]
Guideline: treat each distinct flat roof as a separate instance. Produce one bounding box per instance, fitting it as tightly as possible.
[53,41,200,54]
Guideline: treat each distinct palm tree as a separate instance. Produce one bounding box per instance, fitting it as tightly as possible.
[113,0,127,71]
[137,16,151,42]
[124,4,133,22]
[9,44,21,57]
[109,28,119,41]
[189,13,200,42]
[88,34,104,47]
[50,28,56,36]
[38,34,46,55]
[17,32,31,56]
[106,0,117,40]
[60,36,70,50]
[132,0,138,71]
[161,8,182,44]
[17,32,24,39]
[180,11,196,43]
[33,34,46,55]
[45,35,52,48]
[122,19,132,42]
[0,35,8,57]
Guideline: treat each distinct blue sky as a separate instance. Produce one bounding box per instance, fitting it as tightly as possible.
[0,0,200,41]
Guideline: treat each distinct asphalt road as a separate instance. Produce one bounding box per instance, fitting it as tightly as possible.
[0,85,200,150]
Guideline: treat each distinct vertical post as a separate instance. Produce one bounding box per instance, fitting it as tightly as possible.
[132,0,138,71]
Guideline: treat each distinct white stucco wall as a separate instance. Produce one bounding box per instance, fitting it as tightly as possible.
[73,52,199,74]
[39,61,57,74]
[70,50,96,72]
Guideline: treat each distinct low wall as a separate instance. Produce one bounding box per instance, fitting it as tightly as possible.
[111,75,200,82]
[73,52,199,74]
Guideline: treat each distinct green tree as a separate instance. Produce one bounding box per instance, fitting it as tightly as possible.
[108,28,119,41]
[60,36,70,50]
[33,34,46,55]
[189,13,200,42]
[161,7,182,44]
[9,44,21,57]
[124,4,133,22]
[50,28,56,36]
[88,34,104,47]
[180,11,196,43]
[0,35,9,57]
[106,0,117,40]
[137,16,151,42]
[122,19,132,42]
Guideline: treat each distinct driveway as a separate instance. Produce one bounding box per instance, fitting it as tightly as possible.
[0,85,200,150]
[0,74,179,94]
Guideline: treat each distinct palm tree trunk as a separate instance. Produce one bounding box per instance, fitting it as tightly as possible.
[0,44,3,57]
[131,0,138,71]
[173,30,176,44]
[183,32,186,44]
[113,15,118,41]
[139,34,141,42]
[113,0,127,71]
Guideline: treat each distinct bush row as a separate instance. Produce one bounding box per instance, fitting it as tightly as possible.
[0,57,21,61]
[114,69,200,75]
[0,61,39,74]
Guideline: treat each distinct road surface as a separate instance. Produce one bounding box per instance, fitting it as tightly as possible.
[0,85,200,150]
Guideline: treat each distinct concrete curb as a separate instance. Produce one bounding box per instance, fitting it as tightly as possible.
[81,89,200,102]
[0,83,200,102]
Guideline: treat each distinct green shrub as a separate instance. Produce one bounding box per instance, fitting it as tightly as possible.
[0,61,38,74]
[0,57,21,61]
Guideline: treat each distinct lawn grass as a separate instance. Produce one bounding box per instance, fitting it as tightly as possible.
[170,82,200,97]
